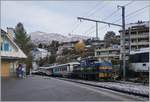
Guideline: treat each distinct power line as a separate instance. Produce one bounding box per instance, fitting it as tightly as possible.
[95,0,134,21]
[96,2,147,33]
[74,0,132,35]
[126,5,149,17]
[83,25,95,34]
[84,1,104,17]
[103,9,120,20]
[83,4,119,36]
[83,8,120,35]
[87,2,106,18]
[87,28,95,36]
[111,4,149,24]
[80,1,106,33]
[124,0,134,6]
[69,1,104,34]
[97,1,135,30]
[80,1,136,36]
[126,10,149,22]
[70,22,82,34]
[101,0,134,21]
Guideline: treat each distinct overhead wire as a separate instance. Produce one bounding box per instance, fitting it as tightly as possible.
[83,1,123,35]
[82,6,121,36]
[73,1,146,37]
[82,1,133,36]
[97,4,149,36]
[70,22,82,34]
[111,4,150,24]
[86,2,106,18]
[124,0,134,6]
[83,25,95,35]
[69,1,104,35]
[126,5,149,17]
[84,1,105,17]
[71,1,105,33]
[95,1,136,34]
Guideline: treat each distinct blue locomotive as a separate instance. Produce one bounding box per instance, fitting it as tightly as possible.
[72,58,113,81]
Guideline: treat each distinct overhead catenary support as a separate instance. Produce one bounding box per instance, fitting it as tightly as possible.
[96,22,98,39]
[77,17,122,27]
[122,6,126,81]
[77,17,122,40]
[118,5,126,81]
[77,5,126,81]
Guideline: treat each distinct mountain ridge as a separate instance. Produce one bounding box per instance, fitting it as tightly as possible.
[29,31,90,45]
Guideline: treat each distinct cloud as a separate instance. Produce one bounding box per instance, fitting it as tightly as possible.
[1,1,75,35]
[1,1,149,40]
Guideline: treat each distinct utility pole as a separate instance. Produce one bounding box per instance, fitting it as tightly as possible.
[118,5,126,81]
[122,6,126,81]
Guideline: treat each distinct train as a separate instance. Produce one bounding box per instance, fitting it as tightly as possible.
[34,58,113,81]
[129,48,149,72]
[35,62,80,77]
[129,48,149,82]
[49,62,80,77]
[72,58,113,81]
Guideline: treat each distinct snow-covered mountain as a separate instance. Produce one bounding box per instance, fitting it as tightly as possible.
[29,31,90,45]
[68,34,91,42]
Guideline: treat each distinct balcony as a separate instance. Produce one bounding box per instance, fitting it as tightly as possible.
[131,41,149,46]
[125,33,149,39]
[137,42,149,45]
[96,53,120,58]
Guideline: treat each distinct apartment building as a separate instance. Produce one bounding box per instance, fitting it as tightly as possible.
[95,45,120,62]
[119,21,149,52]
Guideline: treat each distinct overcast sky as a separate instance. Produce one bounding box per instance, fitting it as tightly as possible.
[1,0,149,40]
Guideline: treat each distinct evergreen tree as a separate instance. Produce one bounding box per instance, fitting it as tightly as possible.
[104,31,116,48]
[15,22,35,74]
[48,55,56,64]
[15,22,31,54]
[38,43,43,48]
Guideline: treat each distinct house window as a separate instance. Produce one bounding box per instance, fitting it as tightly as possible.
[4,43,9,51]
[1,43,3,51]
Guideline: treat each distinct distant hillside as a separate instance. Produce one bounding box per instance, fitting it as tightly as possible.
[29,31,90,45]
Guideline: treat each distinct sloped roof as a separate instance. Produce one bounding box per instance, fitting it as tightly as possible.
[1,29,27,59]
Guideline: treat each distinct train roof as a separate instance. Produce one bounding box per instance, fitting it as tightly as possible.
[39,62,80,70]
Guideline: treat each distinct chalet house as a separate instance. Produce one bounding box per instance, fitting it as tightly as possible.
[1,28,27,77]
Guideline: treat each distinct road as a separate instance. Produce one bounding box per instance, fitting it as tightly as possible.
[1,75,148,101]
